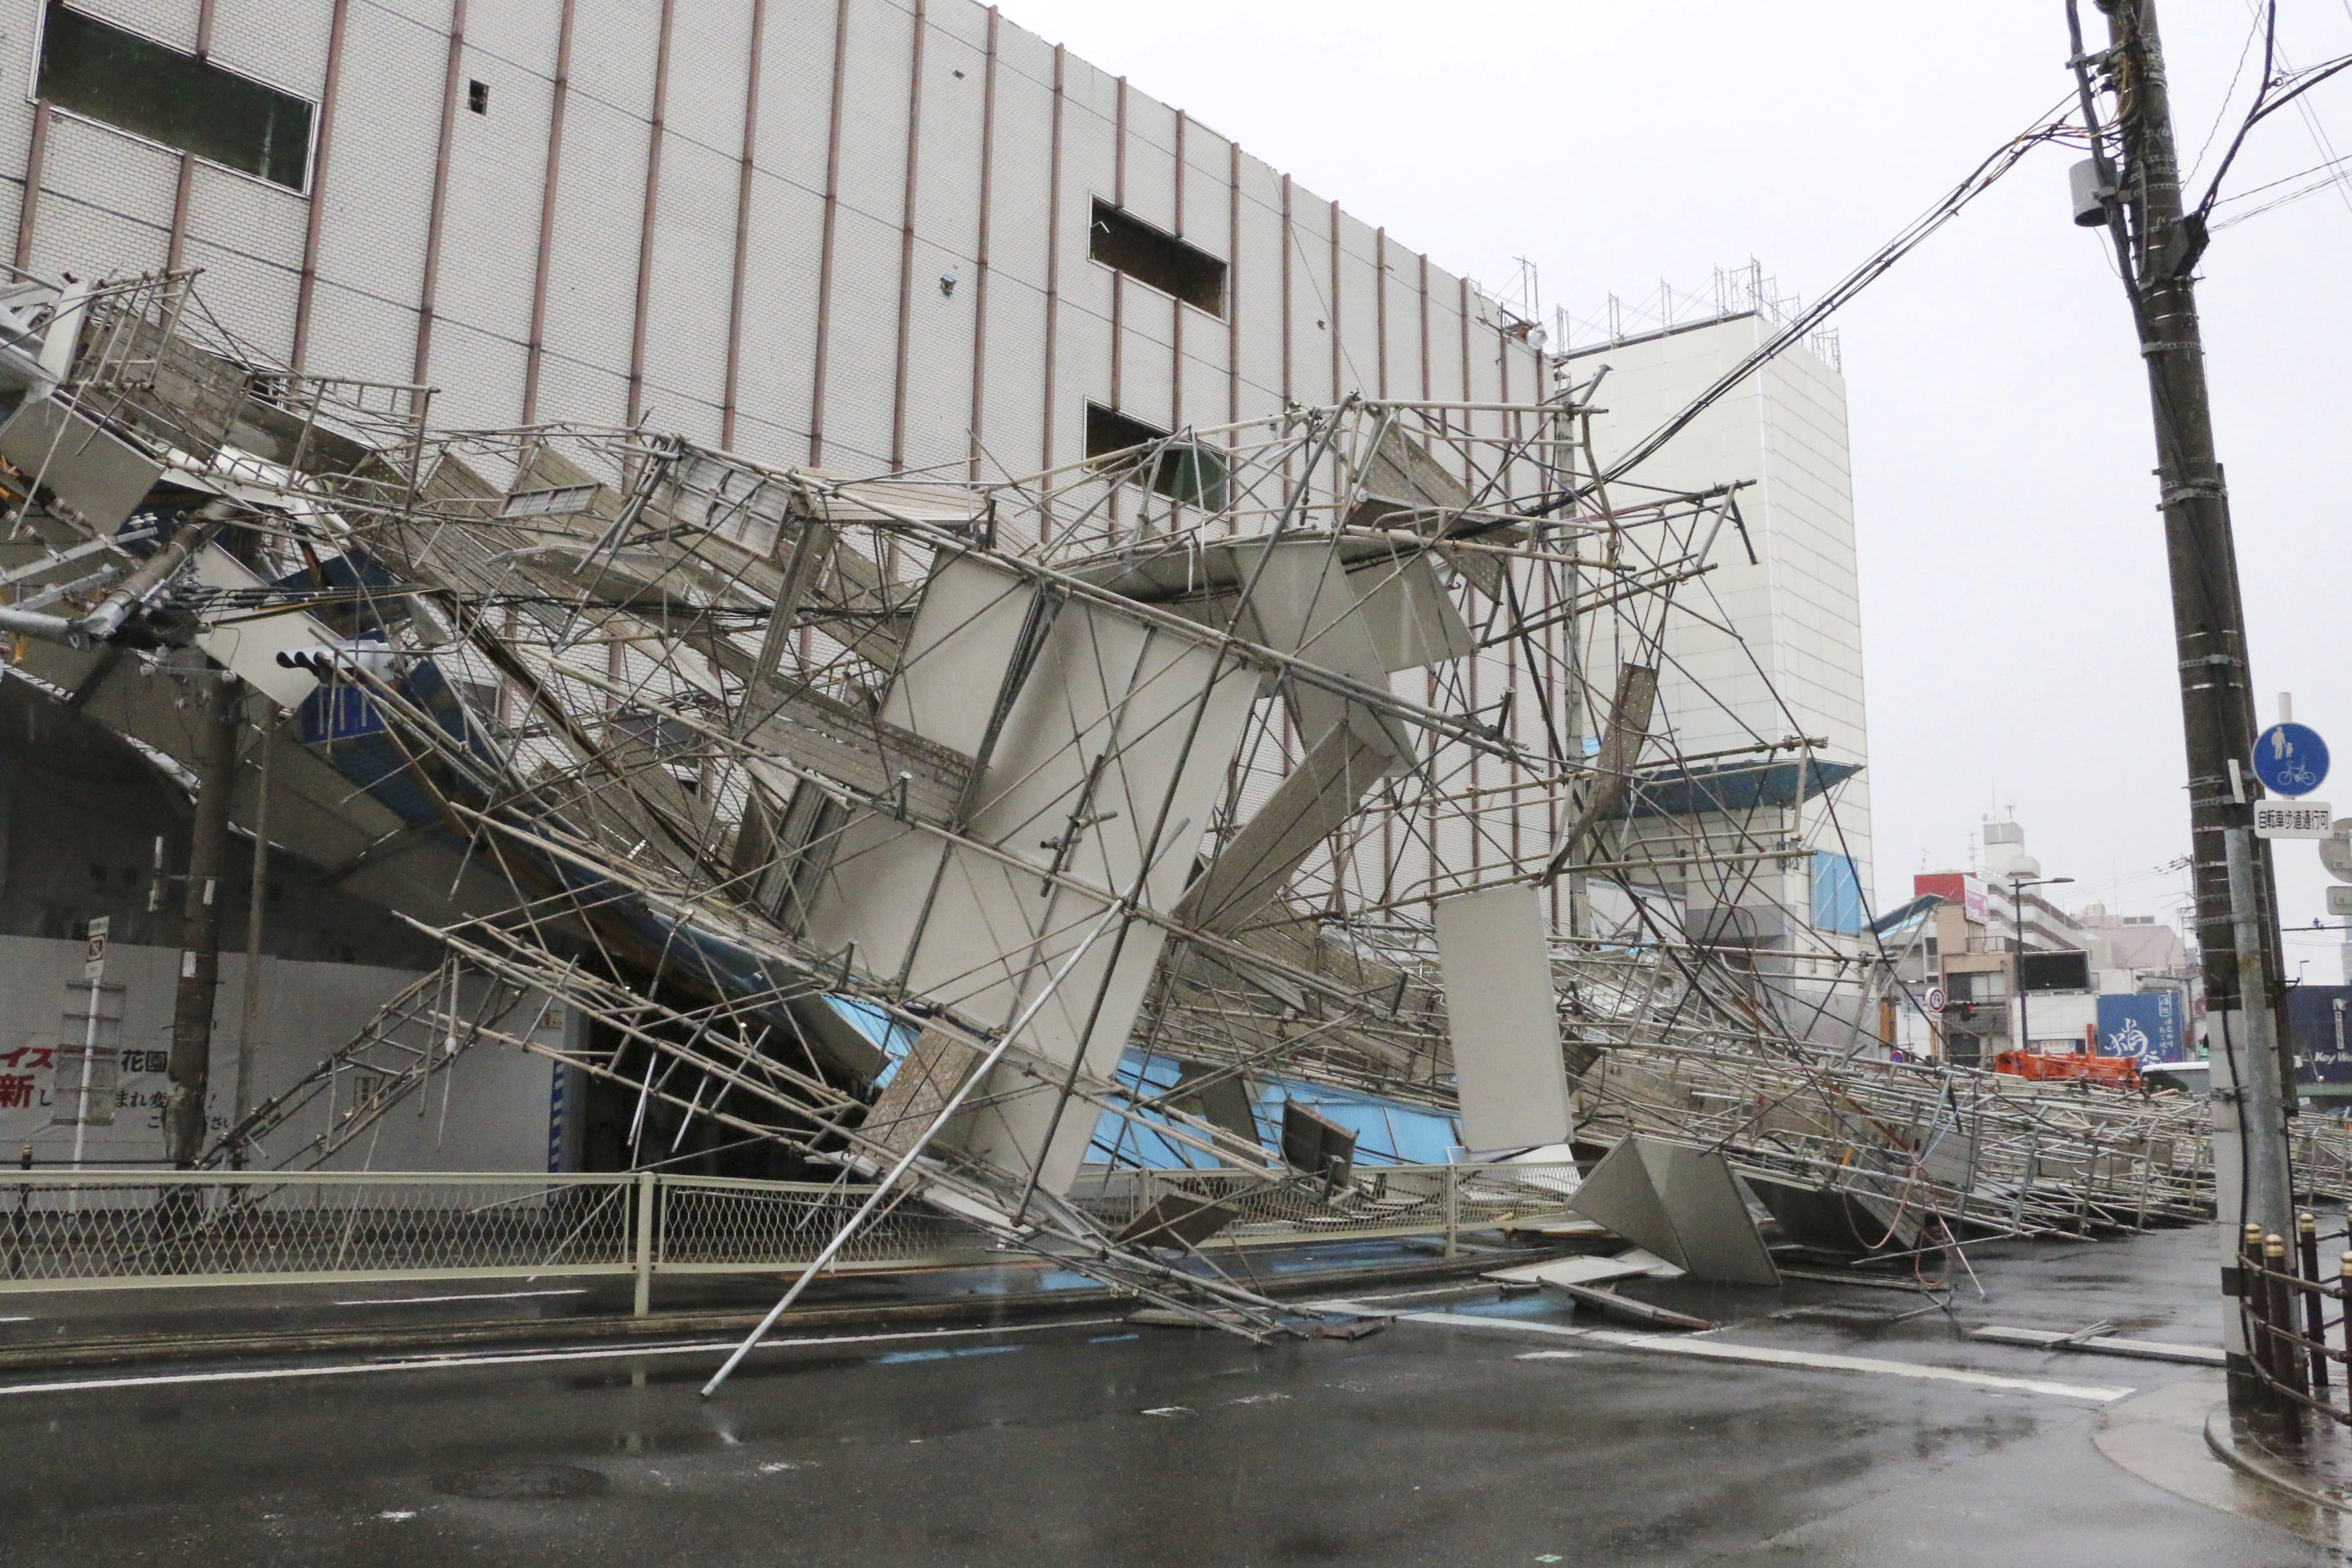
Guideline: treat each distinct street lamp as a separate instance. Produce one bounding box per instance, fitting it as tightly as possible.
[2011,874,2074,1054]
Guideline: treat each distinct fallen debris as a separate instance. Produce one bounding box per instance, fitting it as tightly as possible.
[1968,1325,2224,1366]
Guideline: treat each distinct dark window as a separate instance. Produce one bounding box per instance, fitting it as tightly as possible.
[37,3,314,191]
[2017,950,2092,994]
[1085,404,1228,511]
[1089,200,1226,316]
[467,79,489,114]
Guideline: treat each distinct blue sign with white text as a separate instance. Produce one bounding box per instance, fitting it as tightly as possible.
[2293,988,2352,1086]
[2255,722,2330,797]
[2097,992,2184,1062]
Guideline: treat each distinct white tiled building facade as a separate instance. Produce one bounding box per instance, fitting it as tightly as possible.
[1568,314,1875,934]
[2,0,1546,478]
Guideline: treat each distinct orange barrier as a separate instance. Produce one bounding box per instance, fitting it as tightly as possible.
[1991,1048,2141,1088]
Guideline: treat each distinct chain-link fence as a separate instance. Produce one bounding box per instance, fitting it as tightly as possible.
[0,1161,1588,1308]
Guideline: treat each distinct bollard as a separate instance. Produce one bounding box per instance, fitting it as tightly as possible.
[2340,1252,2352,1396]
[2301,1213,2332,1391]
[2269,1234,2307,1442]
[2244,1223,2274,1409]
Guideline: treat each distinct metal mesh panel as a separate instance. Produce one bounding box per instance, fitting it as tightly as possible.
[206,0,333,97]
[656,1178,987,1272]
[0,1173,636,1289]
[733,177,826,449]
[21,118,174,279]
[910,30,986,255]
[831,0,914,225]
[661,0,756,150]
[900,234,976,472]
[569,0,663,112]
[540,94,652,382]
[642,134,741,438]
[309,0,445,334]
[462,0,567,76]
[67,0,200,54]
[980,56,1052,292]
[431,54,558,362]
[816,205,906,466]
[750,0,840,195]
[1118,100,1177,233]
[179,231,300,365]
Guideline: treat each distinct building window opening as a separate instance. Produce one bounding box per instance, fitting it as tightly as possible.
[1085,404,1228,511]
[1089,200,1226,317]
[37,2,314,191]
[468,79,489,114]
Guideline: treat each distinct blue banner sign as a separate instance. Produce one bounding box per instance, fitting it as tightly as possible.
[2291,986,2352,1086]
[2096,992,2185,1062]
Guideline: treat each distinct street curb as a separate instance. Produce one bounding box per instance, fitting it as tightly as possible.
[2203,1403,2352,1513]
[0,1246,1561,1375]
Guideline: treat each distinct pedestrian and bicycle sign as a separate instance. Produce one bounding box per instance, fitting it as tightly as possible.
[2255,722,2330,797]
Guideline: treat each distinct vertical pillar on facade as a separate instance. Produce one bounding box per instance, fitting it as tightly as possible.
[290,0,353,373]
[966,6,999,479]
[1224,138,1240,518]
[808,0,853,466]
[1107,77,1126,416]
[1277,174,1292,410]
[165,2,217,274]
[1170,110,1185,434]
[519,0,577,423]
[1038,44,1065,486]
[413,0,469,386]
[1327,198,1341,402]
[13,101,51,271]
[888,0,928,469]
[1374,227,1387,401]
[624,0,679,427]
[720,0,768,450]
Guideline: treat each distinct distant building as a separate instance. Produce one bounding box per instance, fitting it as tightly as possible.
[1565,286,1873,1038]
[1892,817,2196,1066]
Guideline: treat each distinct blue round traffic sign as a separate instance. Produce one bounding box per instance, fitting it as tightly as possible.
[2255,722,2330,797]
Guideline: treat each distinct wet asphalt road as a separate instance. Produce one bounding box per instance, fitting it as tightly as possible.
[0,1223,2337,1567]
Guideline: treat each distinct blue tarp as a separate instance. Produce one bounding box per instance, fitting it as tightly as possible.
[1087,1049,1460,1170]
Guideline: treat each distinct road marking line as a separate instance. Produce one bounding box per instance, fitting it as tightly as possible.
[0,1316,31,1324]
[1388,1311,2134,1403]
[333,1289,591,1307]
[0,1317,1124,1399]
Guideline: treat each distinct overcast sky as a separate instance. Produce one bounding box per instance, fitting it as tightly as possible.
[1003,0,2352,974]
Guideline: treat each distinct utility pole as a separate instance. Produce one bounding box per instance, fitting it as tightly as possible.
[2009,873,2074,1055]
[165,670,242,1169]
[2066,0,2295,1415]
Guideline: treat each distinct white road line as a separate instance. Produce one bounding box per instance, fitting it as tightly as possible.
[0,1316,31,1324]
[1386,1311,2135,1403]
[0,1317,1124,1399]
[333,1289,591,1307]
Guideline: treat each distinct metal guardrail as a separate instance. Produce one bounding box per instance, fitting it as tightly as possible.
[0,1162,1585,1311]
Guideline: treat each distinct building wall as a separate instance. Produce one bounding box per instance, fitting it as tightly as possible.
[0,934,558,1170]
[1565,314,1873,920]
[0,0,1545,480]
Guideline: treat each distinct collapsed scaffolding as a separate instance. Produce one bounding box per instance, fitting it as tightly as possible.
[3,267,2335,1334]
